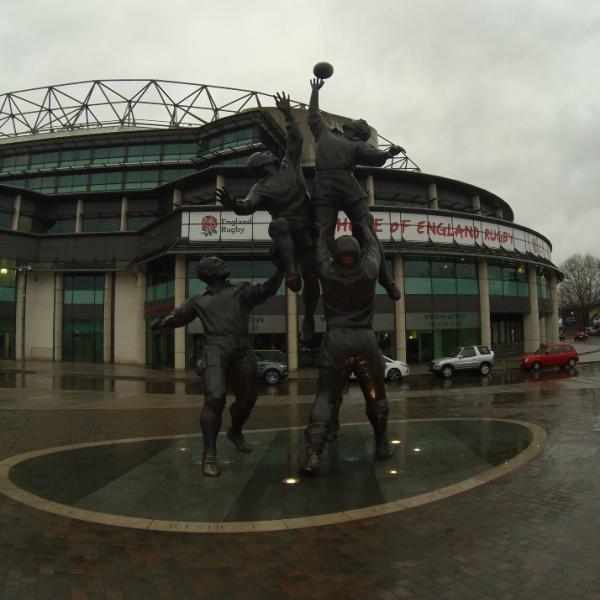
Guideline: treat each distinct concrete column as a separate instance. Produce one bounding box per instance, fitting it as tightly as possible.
[478,259,491,347]
[546,274,559,343]
[15,272,25,360]
[173,188,182,210]
[216,174,225,190]
[523,266,540,352]
[136,267,147,365]
[54,274,63,361]
[286,288,298,371]
[12,194,21,230]
[103,274,113,363]
[365,175,375,207]
[174,255,187,370]
[471,195,481,215]
[539,315,547,344]
[120,197,128,232]
[75,199,84,233]
[495,207,504,219]
[394,255,406,362]
[428,183,438,210]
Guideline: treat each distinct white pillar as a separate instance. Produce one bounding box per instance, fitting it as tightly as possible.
[103,274,112,363]
[174,255,187,370]
[428,183,438,210]
[394,255,406,362]
[136,267,147,365]
[365,175,375,207]
[523,266,540,352]
[76,199,84,233]
[216,174,225,190]
[471,195,481,215]
[286,288,298,371]
[15,272,25,360]
[545,274,558,343]
[173,188,182,210]
[478,259,491,347]
[12,194,21,230]
[120,197,128,232]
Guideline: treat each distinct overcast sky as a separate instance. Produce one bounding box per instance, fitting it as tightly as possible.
[2,0,598,267]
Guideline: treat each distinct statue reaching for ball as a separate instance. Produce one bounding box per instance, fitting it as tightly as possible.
[307,65,405,301]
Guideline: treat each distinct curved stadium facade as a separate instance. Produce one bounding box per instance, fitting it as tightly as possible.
[0,79,559,370]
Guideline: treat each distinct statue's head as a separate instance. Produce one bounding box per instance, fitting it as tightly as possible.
[342,119,371,142]
[196,256,230,283]
[334,235,361,267]
[246,151,280,177]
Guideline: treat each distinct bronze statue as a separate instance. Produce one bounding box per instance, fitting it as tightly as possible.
[300,216,394,475]
[308,77,404,302]
[209,92,320,344]
[151,255,283,476]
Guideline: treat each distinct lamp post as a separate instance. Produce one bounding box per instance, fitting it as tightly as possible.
[17,264,32,361]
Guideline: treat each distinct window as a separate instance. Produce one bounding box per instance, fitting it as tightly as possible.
[405,258,478,296]
[90,172,123,191]
[30,152,59,169]
[92,147,126,165]
[488,265,528,297]
[0,154,29,172]
[56,174,88,193]
[64,275,104,305]
[60,149,91,166]
[163,142,198,160]
[125,170,160,190]
[127,145,161,162]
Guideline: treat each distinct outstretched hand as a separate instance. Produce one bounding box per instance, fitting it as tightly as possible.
[274,92,291,112]
[214,187,236,209]
[388,145,405,157]
[310,78,325,90]
[150,317,163,330]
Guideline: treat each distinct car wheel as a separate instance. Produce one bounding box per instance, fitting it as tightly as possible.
[531,361,541,371]
[264,369,280,384]
[441,365,454,378]
[479,362,491,376]
[387,368,401,381]
[567,358,577,368]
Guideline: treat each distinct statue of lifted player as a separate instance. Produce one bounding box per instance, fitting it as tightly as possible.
[210,92,319,344]
[308,76,404,301]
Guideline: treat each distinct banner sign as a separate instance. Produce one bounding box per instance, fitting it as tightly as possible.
[181,209,552,260]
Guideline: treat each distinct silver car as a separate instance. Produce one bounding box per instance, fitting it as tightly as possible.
[427,345,494,378]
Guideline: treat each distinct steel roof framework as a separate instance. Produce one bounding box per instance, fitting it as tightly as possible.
[0,79,420,171]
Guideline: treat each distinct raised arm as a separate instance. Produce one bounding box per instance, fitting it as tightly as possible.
[274,91,302,165]
[213,187,257,215]
[151,299,197,330]
[307,78,328,140]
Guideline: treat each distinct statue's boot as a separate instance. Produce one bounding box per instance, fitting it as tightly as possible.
[201,453,221,477]
[300,317,315,345]
[366,406,394,460]
[299,428,326,475]
[227,427,252,453]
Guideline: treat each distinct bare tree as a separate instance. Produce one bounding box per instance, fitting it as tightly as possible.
[558,253,600,330]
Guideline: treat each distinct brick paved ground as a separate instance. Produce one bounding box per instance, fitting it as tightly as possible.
[1,359,600,599]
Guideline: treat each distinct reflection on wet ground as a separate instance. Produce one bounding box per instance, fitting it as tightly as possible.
[0,365,589,394]
[4,419,544,530]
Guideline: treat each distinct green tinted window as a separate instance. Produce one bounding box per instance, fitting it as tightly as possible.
[404,260,431,277]
[57,173,88,193]
[91,172,123,191]
[128,145,161,162]
[0,154,29,172]
[163,143,198,160]
[30,152,59,169]
[93,147,126,164]
[60,149,91,166]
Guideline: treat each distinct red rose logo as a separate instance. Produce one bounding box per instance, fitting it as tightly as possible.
[201,215,218,237]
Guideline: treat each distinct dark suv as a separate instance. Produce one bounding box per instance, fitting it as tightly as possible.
[428,345,495,378]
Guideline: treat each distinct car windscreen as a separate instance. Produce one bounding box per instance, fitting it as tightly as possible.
[449,347,462,358]
[534,345,548,355]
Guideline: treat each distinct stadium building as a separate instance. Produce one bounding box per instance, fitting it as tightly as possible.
[0,80,560,371]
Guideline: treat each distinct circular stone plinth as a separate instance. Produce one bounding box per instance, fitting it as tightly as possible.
[0,419,546,533]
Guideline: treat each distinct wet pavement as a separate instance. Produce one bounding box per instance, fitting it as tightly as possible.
[1,347,600,599]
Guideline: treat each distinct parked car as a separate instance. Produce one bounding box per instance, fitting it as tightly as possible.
[196,358,288,384]
[574,332,588,341]
[427,345,495,378]
[519,343,579,371]
[257,360,289,384]
[350,356,410,381]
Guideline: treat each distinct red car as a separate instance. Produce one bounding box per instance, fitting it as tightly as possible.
[574,332,588,341]
[520,343,579,371]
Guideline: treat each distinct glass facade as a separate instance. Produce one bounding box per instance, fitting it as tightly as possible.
[62,274,105,363]
[488,265,529,297]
